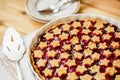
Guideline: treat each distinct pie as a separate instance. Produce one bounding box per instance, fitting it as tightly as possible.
[31,18,120,80]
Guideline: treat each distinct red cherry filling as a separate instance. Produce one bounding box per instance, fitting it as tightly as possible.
[106,74,114,80]
[100,65,106,73]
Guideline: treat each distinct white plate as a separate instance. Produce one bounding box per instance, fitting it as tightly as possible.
[27,14,120,80]
[26,0,80,22]
[25,9,49,23]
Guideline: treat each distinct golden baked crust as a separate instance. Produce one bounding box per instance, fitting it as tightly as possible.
[30,53,45,80]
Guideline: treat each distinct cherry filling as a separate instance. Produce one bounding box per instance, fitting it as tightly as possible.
[116,68,120,73]
[38,66,45,71]
[68,66,76,73]
[34,57,39,63]
[106,74,114,80]
[32,19,120,80]
[100,65,106,73]
[107,54,116,61]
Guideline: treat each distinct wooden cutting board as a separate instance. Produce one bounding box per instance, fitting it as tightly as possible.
[0,0,120,44]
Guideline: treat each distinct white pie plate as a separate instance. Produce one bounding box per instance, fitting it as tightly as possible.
[25,0,80,22]
[27,14,120,80]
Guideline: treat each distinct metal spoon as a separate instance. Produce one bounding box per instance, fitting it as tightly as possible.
[38,0,78,13]
[3,27,25,80]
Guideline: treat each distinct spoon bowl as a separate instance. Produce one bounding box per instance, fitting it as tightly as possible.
[38,0,78,13]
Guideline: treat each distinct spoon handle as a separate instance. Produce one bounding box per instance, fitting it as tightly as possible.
[16,62,23,80]
[53,0,68,13]
[53,0,77,13]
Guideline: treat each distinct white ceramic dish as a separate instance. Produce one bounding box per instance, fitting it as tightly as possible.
[27,14,120,80]
[25,10,49,23]
[25,0,80,22]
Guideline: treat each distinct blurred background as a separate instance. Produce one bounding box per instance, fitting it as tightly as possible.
[0,0,120,44]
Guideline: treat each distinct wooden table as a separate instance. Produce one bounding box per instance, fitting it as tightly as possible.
[0,0,120,44]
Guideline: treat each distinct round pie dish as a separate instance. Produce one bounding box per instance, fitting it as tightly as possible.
[28,14,120,80]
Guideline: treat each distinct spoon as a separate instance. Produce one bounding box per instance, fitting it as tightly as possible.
[3,27,25,80]
[38,0,78,13]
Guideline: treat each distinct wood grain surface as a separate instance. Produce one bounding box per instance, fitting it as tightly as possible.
[0,0,120,44]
